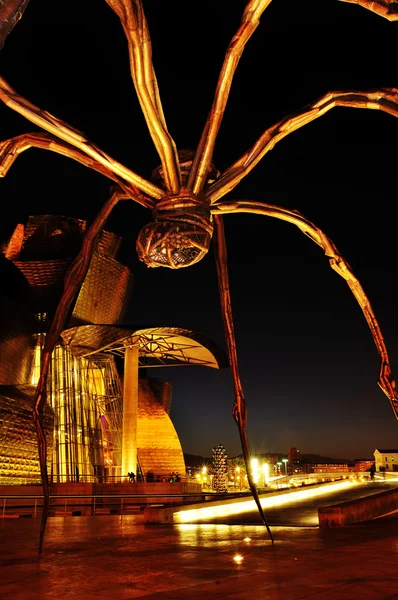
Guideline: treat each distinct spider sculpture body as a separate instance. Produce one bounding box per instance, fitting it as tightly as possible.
[136,150,217,268]
[0,0,398,551]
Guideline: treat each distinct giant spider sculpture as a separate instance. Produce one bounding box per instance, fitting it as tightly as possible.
[0,0,398,551]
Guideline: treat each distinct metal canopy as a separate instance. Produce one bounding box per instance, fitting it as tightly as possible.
[61,325,228,369]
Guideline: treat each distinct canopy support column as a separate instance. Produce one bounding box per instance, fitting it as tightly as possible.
[121,338,139,481]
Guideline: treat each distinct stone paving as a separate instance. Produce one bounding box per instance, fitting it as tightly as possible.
[1,514,398,599]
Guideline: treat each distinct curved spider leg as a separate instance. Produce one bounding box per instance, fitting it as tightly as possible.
[0,75,164,199]
[212,200,398,418]
[339,0,398,21]
[105,0,181,193]
[33,185,134,554]
[187,0,273,195]
[0,132,154,207]
[0,0,31,49]
[0,131,152,553]
[213,214,274,542]
[206,88,398,204]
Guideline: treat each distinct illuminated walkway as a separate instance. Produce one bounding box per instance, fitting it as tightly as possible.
[1,514,398,599]
[172,479,360,524]
[171,479,398,527]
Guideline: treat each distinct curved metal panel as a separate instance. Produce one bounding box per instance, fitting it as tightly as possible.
[70,252,133,326]
[61,324,228,369]
[61,325,135,358]
[147,377,172,414]
[0,256,35,384]
[137,377,186,479]
[20,215,85,260]
[0,385,54,484]
[95,230,122,259]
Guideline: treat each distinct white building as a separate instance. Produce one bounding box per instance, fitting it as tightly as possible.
[374,448,398,472]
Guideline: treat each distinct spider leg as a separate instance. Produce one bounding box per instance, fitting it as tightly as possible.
[33,185,130,553]
[0,75,164,199]
[0,0,31,49]
[207,89,398,204]
[105,0,181,193]
[338,0,398,21]
[212,200,398,418]
[213,214,274,542]
[187,0,272,195]
[0,132,155,208]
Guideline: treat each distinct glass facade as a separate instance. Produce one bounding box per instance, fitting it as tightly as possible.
[32,341,124,483]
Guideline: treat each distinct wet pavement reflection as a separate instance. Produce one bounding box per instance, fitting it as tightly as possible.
[1,511,398,599]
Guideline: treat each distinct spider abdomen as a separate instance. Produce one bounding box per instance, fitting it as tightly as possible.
[136,189,213,269]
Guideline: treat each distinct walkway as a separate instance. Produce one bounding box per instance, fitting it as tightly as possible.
[1,514,398,599]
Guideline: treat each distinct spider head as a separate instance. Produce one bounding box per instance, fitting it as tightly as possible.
[136,189,213,269]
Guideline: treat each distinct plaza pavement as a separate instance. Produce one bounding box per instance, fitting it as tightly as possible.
[1,513,398,599]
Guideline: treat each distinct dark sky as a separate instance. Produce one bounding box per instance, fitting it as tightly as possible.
[1,1,398,460]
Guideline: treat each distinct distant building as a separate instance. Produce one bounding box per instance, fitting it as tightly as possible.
[264,453,280,466]
[289,461,314,475]
[313,463,350,473]
[288,447,300,463]
[374,449,398,472]
[354,458,375,472]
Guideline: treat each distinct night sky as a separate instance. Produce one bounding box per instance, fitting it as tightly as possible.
[1,1,397,460]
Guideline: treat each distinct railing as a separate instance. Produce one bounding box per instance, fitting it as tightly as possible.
[0,491,213,523]
[0,473,192,485]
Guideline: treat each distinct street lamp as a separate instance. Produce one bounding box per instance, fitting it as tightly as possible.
[201,466,208,488]
[251,458,259,484]
[282,458,288,478]
[276,462,282,487]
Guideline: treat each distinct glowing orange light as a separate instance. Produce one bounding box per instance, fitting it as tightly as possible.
[233,554,244,564]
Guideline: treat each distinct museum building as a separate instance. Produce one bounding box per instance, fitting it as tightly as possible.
[0,215,225,485]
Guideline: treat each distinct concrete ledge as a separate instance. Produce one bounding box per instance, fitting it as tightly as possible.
[319,486,398,527]
[143,506,174,524]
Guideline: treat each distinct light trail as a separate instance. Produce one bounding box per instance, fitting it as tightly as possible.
[173,479,360,523]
